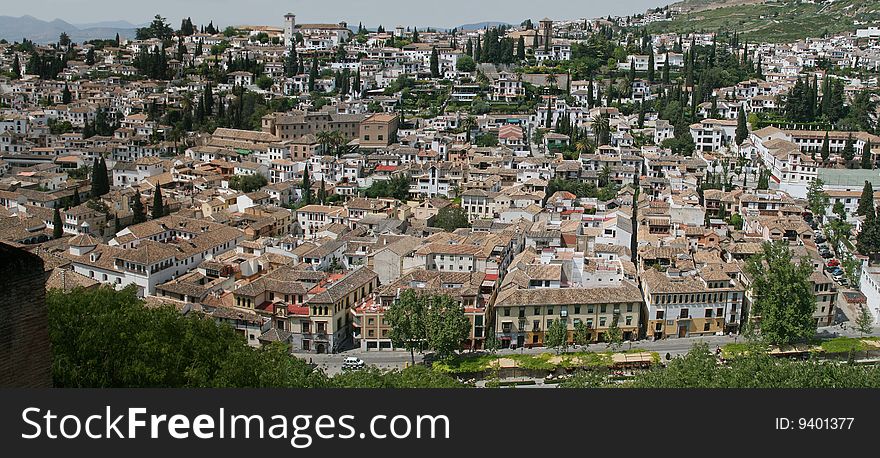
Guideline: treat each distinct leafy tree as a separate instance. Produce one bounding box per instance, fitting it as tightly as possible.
[544,318,568,354]
[434,206,470,232]
[745,242,817,346]
[136,15,174,41]
[151,187,165,219]
[856,307,875,337]
[484,331,501,354]
[386,289,428,365]
[858,217,880,263]
[131,190,146,224]
[228,174,268,193]
[47,286,320,388]
[806,178,829,219]
[833,201,846,221]
[52,208,63,239]
[62,84,72,104]
[858,181,876,218]
[425,295,470,360]
[605,314,623,350]
[365,175,409,201]
[573,320,590,346]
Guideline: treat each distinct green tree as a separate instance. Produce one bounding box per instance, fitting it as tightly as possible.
[856,307,875,337]
[386,289,428,365]
[745,242,817,346]
[52,208,63,239]
[735,105,748,146]
[62,84,72,104]
[820,132,830,163]
[131,190,146,224]
[229,174,268,193]
[301,165,312,205]
[861,140,873,170]
[151,187,165,219]
[842,134,855,164]
[833,201,846,221]
[429,47,440,78]
[425,295,470,360]
[308,56,318,92]
[806,178,829,219]
[605,313,623,350]
[434,206,470,232]
[858,181,876,218]
[544,318,568,354]
[858,217,880,263]
[573,320,590,346]
[47,286,320,388]
[457,55,476,72]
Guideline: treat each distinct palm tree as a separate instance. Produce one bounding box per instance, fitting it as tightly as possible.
[330,130,346,156]
[546,72,558,90]
[591,113,610,146]
[316,131,333,155]
[462,116,477,143]
[575,139,591,157]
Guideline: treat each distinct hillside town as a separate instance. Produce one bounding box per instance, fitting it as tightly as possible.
[3,7,880,363]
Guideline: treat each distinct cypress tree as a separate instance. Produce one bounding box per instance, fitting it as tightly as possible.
[820,132,830,163]
[131,190,146,224]
[301,164,312,205]
[430,47,440,78]
[309,56,318,92]
[152,187,165,219]
[647,51,655,83]
[662,51,670,84]
[53,208,63,239]
[62,84,72,104]
[843,134,855,164]
[858,181,876,218]
[861,140,873,170]
[735,105,748,145]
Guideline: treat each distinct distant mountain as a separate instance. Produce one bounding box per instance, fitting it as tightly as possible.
[0,15,137,44]
[456,21,511,31]
[73,20,146,30]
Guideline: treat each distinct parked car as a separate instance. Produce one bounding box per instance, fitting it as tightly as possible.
[821,251,834,259]
[815,235,826,244]
[342,357,365,371]
[826,259,840,268]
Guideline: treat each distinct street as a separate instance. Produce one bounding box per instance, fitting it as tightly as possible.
[303,323,880,375]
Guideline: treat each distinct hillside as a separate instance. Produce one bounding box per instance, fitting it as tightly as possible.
[0,15,136,44]
[669,0,767,13]
[646,0,880,43]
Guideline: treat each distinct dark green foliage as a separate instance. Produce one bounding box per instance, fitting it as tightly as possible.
[745,242,817,346]
[365,175,410,201]
[52,208,63,239]
[131,190,146,224]
[434,206,470,232]
[48,286,320,388]
[151,187,165,219]
[228,174,268,193]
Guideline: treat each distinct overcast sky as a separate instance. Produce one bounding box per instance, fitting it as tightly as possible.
[6,0,667,28]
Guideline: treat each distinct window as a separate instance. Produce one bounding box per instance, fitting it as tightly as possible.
[534,307,540,315]
[503,308,510,316]
[626,304,633,313]
[656,310,664,320]
[547,307,554,315]
[680,308,689,319]
[705,309,713,318]
[703,322,711,332]
[587,306,594,314]
[625,316,632,326]
[574,306,581,314]
[599,317,606,327]
[600,305,607,314]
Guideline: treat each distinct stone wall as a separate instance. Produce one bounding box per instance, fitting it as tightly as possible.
[0,243,51,387]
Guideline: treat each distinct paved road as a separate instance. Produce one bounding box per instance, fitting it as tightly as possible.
[304,324,880,375]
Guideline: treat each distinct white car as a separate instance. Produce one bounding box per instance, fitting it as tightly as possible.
[342,357,365,371]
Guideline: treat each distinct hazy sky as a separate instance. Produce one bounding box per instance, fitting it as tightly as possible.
[6,0,667,28]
